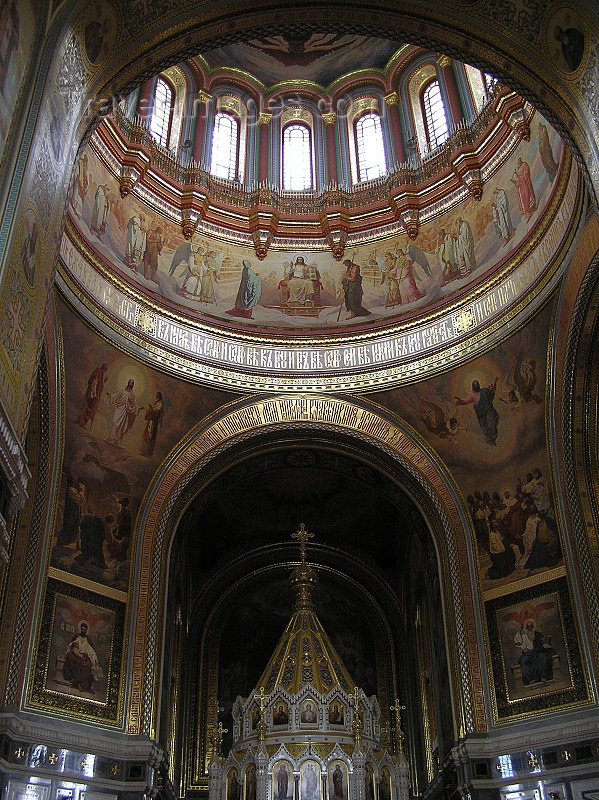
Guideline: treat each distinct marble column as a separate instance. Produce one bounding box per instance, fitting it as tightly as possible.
[384,92,406,166]
[192,90,212,166]
[436,55,464,130]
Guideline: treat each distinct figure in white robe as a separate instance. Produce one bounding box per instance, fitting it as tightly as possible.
[199,250,223,304]
[436,228,458,283]
[492,188,514,243]
[107,379,143,445]
[90,184,109,236]
[124,215,146,271]
[455,217,476,275]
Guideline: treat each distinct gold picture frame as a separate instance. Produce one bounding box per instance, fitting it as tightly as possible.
[27,577,125,725]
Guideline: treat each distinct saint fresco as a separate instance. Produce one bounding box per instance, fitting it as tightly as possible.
[28,577,125,724]
[485,577,588,721]
[372,302,560,597]
[45,592,115,704]
[50,302,237,593]
[68,112,563,331]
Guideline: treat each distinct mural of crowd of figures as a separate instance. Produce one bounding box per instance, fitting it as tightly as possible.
[49,302,237,594]
[372,302,561,597]
[69,113,563,331]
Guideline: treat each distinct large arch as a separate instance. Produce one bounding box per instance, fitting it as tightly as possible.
[128,394,482,741]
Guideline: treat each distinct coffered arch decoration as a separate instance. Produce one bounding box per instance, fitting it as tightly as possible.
[127,393,483,742]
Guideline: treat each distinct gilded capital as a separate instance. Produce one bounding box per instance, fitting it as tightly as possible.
[322,112,337,125]
[384,92,398,107]
[259,112,273,125]
[196,90,212,104]
[436,55,452,69]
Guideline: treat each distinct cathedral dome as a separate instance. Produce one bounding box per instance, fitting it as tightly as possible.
[60,35,583,392]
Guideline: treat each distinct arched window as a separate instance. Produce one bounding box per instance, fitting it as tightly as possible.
[150,77,174,147]
[483,71,498,95]
[422,80,449,150]
[210,112,240,180]
[355,112,386,181]
[282,123,312,190]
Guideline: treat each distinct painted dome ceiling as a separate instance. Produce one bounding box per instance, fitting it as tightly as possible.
[59,37,584,391]
[202,34,402,87]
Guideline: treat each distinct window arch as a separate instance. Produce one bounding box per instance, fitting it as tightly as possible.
[150,77,174,148]
[282,123,313,190]
[355,112,386,181]
[210,111,240,180]
[421,80,449,150]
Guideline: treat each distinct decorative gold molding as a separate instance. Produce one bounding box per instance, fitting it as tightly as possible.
[353,97,378,115]
[322,112,337,125]
[218,95,241,114]
[436,55,452,69]
[281,107,312,125]
[259,112,273,125]
[196,90,212,104]
[384,92,399,107]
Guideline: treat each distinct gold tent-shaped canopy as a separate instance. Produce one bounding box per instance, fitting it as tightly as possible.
[256,524,355,697]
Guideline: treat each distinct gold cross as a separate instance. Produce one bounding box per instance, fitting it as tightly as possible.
[212,720,229,752]
[254,686,268,714]
[48,753,58,765]
[390,699,406,753]
[390,699,406,722]
[111,763,122,776]
[292,523,314,560]
[14,747,25,759]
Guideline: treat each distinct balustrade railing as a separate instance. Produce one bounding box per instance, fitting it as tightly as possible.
[111,83,506,214]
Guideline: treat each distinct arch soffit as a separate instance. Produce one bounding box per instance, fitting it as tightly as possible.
[129,393,484,740]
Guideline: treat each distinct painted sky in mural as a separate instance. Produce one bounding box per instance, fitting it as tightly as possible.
[202,35,402,87]
[372,302,560,596]
[50,301,237,593]
[68,113,563,333]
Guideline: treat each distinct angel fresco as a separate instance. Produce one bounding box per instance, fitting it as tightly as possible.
[419,398,463,443]
[500,352,542,405]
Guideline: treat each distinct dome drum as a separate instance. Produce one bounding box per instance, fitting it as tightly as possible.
[104,86,524,258]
